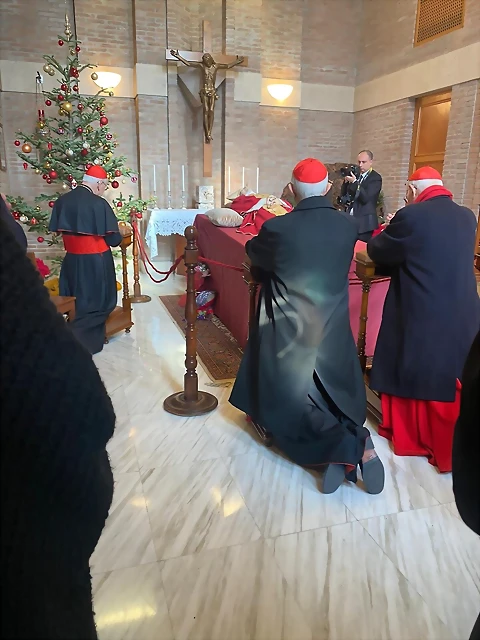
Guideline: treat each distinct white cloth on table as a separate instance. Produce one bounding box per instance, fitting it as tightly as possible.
[145,208,206,258]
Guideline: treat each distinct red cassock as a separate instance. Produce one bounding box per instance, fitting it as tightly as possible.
[379,380,461,473]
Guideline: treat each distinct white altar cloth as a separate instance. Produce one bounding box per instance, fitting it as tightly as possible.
[145,208,206,258]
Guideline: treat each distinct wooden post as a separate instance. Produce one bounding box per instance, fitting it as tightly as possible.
[130,221,151,303]
[164,226,218,416]
[354,250,377,373]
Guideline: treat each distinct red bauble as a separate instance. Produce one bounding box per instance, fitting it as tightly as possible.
[47,142,53,150]
[114,169,121,177]
[131,176,138,183]
[75,46,81,52]
[81,149,88,157]
[58,39,64,46]
[23,162,28,170]
[78,104,84,111]
[97,106,102,112]
[135,212,143,219]
[14,140,20,146]
[130,208,137,215]
[57,128,64,134]
[37,236,45,243]
[12,212,20,220]
[49,170,58,179]
[116,202,123,208]
[42,174,48,180]
[73,84,79,92]
[57,93,65,101]
[111,180,119,189]
[99,116,108,127]
[48,200,55,208]
[67,174,73,181]
[106,133,113,140]
[61,83,68,91]
[46,178,52,184]
[45,99,52,106]
[69,67,79,78]
[77,126,83,134]
[31,218,38,225]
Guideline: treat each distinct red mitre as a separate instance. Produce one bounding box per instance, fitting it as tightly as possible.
[85,165,108,179]
[409,166,442,181]
[293,158,328,183]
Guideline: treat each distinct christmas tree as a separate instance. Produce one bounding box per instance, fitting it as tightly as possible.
[8,14,151,245]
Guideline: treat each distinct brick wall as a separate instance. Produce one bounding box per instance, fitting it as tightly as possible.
[352,99,415,212]
[357,0,480,84]
[443,80,480,210]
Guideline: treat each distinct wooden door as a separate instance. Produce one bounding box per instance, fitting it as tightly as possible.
[410,90,452,176]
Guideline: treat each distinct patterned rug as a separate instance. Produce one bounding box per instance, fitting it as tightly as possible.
[160,295,244,381]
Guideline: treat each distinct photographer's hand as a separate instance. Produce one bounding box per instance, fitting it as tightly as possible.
[344,172,357,184]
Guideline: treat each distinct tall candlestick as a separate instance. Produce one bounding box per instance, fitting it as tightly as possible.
[256,167,259,194]
[153,165,157,193]
[242,166,245,188]
[167,165,171,192]
[228,166,231,194]
[182,165,185,191]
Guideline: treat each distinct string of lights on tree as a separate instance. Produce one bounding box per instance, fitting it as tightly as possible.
[8,14,153,245]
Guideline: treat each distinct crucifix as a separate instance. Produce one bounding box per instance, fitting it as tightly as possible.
[166,21,248,177]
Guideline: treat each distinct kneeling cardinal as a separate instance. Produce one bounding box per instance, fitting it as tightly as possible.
[368,166,480,472]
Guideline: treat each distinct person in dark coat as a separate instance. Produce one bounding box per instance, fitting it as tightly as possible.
[230,158,385,495]
[367,166,480,472]
[341,150,382,241]
[1,192,27,250]
[453,329,480,640]
[49,165,124,355]
[0,217,115,639]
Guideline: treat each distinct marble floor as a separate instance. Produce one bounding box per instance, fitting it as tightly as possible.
[92,269,480,640]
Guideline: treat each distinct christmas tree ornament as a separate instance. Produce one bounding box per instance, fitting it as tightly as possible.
[63,101,73,112]
[49,170,58,179]
[116,202,123,208]
[57,94,65,101]
[14,140,20,146]
[131,176,138,183]
[44,161,51,168]
[114,169,121,177]
[20,215,28,223]
[37,236,45,243]
[81,149,88,156]
[48,200,55,208]
[35,206,41,212]
[58,108,66,116]
[77,126,83,134]
[71,179,77,188]
[135,212,143,219]
[109,91,114,97]
[111,180,119,188]
[42,174,48,179]
[82,142,90,149]
[48,68,55,76]
[69,66,78,78]
[23,162,28,170]
[21,143,32,153]
[70,48,75,56]
[34,168,41,174]
[31,218,38,225]
[85,163,92,169]
[65,149,74,158]
[78,104,84,111]
[86,126,93,133]
[75,46,81,52]
[94,158,100,165]
[130,208,137,215]
[106,134,113,140]
[122,179,126,184]
[64,14,72,37]
[58,39,64,46]
[61,83,67,91]
[73,84,79,92]
[45,99,52,106]
[12,212,21,220]
[100,116,108,127]
[43,63,51,73]
[46,178,52,184]
[67,174,73,181]
[91,72,98,81]
[57,128,64,135]
[47,142,53,150]
[142,205,147,211]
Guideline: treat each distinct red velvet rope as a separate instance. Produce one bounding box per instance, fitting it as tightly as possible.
[197,256,243,273]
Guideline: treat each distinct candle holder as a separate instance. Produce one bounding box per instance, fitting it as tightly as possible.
[167,191,172,209]
[181,191,187,209]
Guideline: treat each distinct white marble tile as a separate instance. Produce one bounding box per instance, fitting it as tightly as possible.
[107,423,139,475]
[270,522,449,640]
[371,433,454,504]
[340,453,439,521]
[361,504,480,639]
[227,449,355,538]
[203,401,264,458]
[142,458,261,560]
[446,501,462,520]
[161,540,313,640]
[91,473,157,574]
[130,412,221,471]
[93,563,174,640]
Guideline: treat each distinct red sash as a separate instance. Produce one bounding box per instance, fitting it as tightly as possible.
[63,235,108,254]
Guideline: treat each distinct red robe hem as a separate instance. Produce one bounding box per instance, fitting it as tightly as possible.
[379,380,461,473]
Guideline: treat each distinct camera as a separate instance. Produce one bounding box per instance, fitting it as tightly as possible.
[340,164,361,179]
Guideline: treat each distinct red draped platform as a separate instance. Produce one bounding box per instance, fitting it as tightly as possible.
[194,214,389,352]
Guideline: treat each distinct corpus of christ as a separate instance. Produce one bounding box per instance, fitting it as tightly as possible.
[1,0,480,638]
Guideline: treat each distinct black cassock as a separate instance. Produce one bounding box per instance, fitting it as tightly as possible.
[49,185,122,355]
[367,196,480,402]
[230,195,369,470]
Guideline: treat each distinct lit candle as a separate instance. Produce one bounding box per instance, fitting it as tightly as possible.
[242,166,245,188]
[167,164,171,192]
[182,165,185,192]
[153,165,157,193]
[228,166,231,194]
[256,167,259,193]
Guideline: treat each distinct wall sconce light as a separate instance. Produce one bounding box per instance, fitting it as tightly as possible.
[267,83,293,102]
[92,72,122,90]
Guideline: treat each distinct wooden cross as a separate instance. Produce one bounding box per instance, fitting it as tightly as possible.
[166,21,248,178]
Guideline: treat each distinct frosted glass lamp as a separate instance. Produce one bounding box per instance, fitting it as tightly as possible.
[92,72,122,90]
[267,83,293,102]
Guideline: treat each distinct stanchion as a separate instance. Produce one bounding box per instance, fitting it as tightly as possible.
[164,226,218,416]
[129,218,151,303]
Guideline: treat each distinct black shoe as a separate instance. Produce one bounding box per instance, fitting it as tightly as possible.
[360,437,385,494]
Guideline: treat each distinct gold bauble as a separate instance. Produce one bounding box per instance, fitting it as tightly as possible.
[37,121,45,129]
[108,91,114,97]
[22,143,32,153]
[91,72,98,81]
[87,126,93,133]
[48,69,55,76]
[35,206,41,212]
[43,63,51,74]
[63,101,72,112]
[44,161,51,169]
[58,108,66,116]
[122,179,126,184]
[34,168,41,174]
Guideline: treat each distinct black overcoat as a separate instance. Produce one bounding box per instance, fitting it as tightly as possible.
[367,196,480,402]
[229,195,366,437]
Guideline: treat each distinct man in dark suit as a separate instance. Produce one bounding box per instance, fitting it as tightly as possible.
[343,150,382,241]
[367,166,480,473]
[230,158,385,495]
